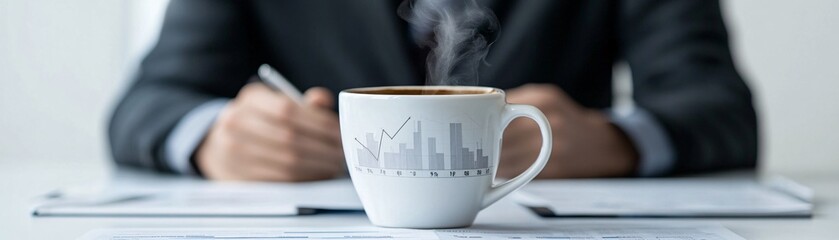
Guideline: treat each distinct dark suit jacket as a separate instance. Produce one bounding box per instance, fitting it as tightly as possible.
[109,0,758,175]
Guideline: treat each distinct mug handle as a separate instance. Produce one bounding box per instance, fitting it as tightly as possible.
[481,104,552,208]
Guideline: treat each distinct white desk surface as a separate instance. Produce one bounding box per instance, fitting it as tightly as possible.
[1,161,837,239]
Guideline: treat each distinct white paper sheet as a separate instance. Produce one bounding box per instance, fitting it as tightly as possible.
[436,223,745,240]
[33,179,363,217]
[79,227,437,240]
[79,224,745,240]
[514,178,812,217]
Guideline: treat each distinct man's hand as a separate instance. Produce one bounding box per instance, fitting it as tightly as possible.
[499,84,638,178]
[195,83,345,182]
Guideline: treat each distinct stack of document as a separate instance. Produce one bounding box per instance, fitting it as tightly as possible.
[514,177,813,217]
[32,179,363,217]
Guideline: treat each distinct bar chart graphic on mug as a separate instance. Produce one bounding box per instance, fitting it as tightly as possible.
[352,116,494,178]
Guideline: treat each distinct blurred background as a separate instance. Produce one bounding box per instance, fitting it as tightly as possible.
[1,0,837,175]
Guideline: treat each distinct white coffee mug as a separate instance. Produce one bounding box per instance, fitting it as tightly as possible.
[339,86,552,228]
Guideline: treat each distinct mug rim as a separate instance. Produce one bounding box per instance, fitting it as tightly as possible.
[340,85,504,98]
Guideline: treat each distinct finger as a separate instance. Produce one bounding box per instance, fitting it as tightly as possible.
[500,137,541,166]
[231,123,343,171]
[304,87,335,109]
[496,158,530,179]
[243,100,342,148]
[255,157,340,182]
[297,87,340,143]
[504,84,548,103]
[292,107,343,147]
[505,84,577,114]
[216,114,330,168]
[503,86,530,104]
[228,108,342,161]
[226,109,291,146]
[239,83,304,125]
[506,90,553,107]
[289,131,346,166]
[232,137,342,181]
[239,87,342,146]
[239,82,288,107]
[236,159,338,182]
[503,118,541,140]
[498,141,541,178]
[241,85,298,121]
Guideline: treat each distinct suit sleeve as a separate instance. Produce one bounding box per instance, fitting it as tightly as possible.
[618,0,759,175]
[108,0,260,172]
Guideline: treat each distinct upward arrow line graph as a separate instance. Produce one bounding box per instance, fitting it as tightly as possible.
[354,117,412,161]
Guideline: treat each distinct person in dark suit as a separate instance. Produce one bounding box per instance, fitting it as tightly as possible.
[109,0,758,181]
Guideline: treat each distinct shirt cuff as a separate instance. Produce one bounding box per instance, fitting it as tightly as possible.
[164,99,230,175]
[606,107,675,177]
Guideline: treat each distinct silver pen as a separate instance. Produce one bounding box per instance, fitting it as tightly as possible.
[258,64,304,104]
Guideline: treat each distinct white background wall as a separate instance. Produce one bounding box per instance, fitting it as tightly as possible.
[725,0,839,175]
[1,0,837,175]
[0,0,168,166]
[1,0,127,164]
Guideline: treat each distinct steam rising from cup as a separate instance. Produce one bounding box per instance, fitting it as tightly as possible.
[398,0,499,87]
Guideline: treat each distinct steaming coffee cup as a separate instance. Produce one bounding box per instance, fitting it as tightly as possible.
[339,86,552,228]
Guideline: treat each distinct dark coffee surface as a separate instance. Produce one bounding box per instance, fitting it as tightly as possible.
[352,88,493,95]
